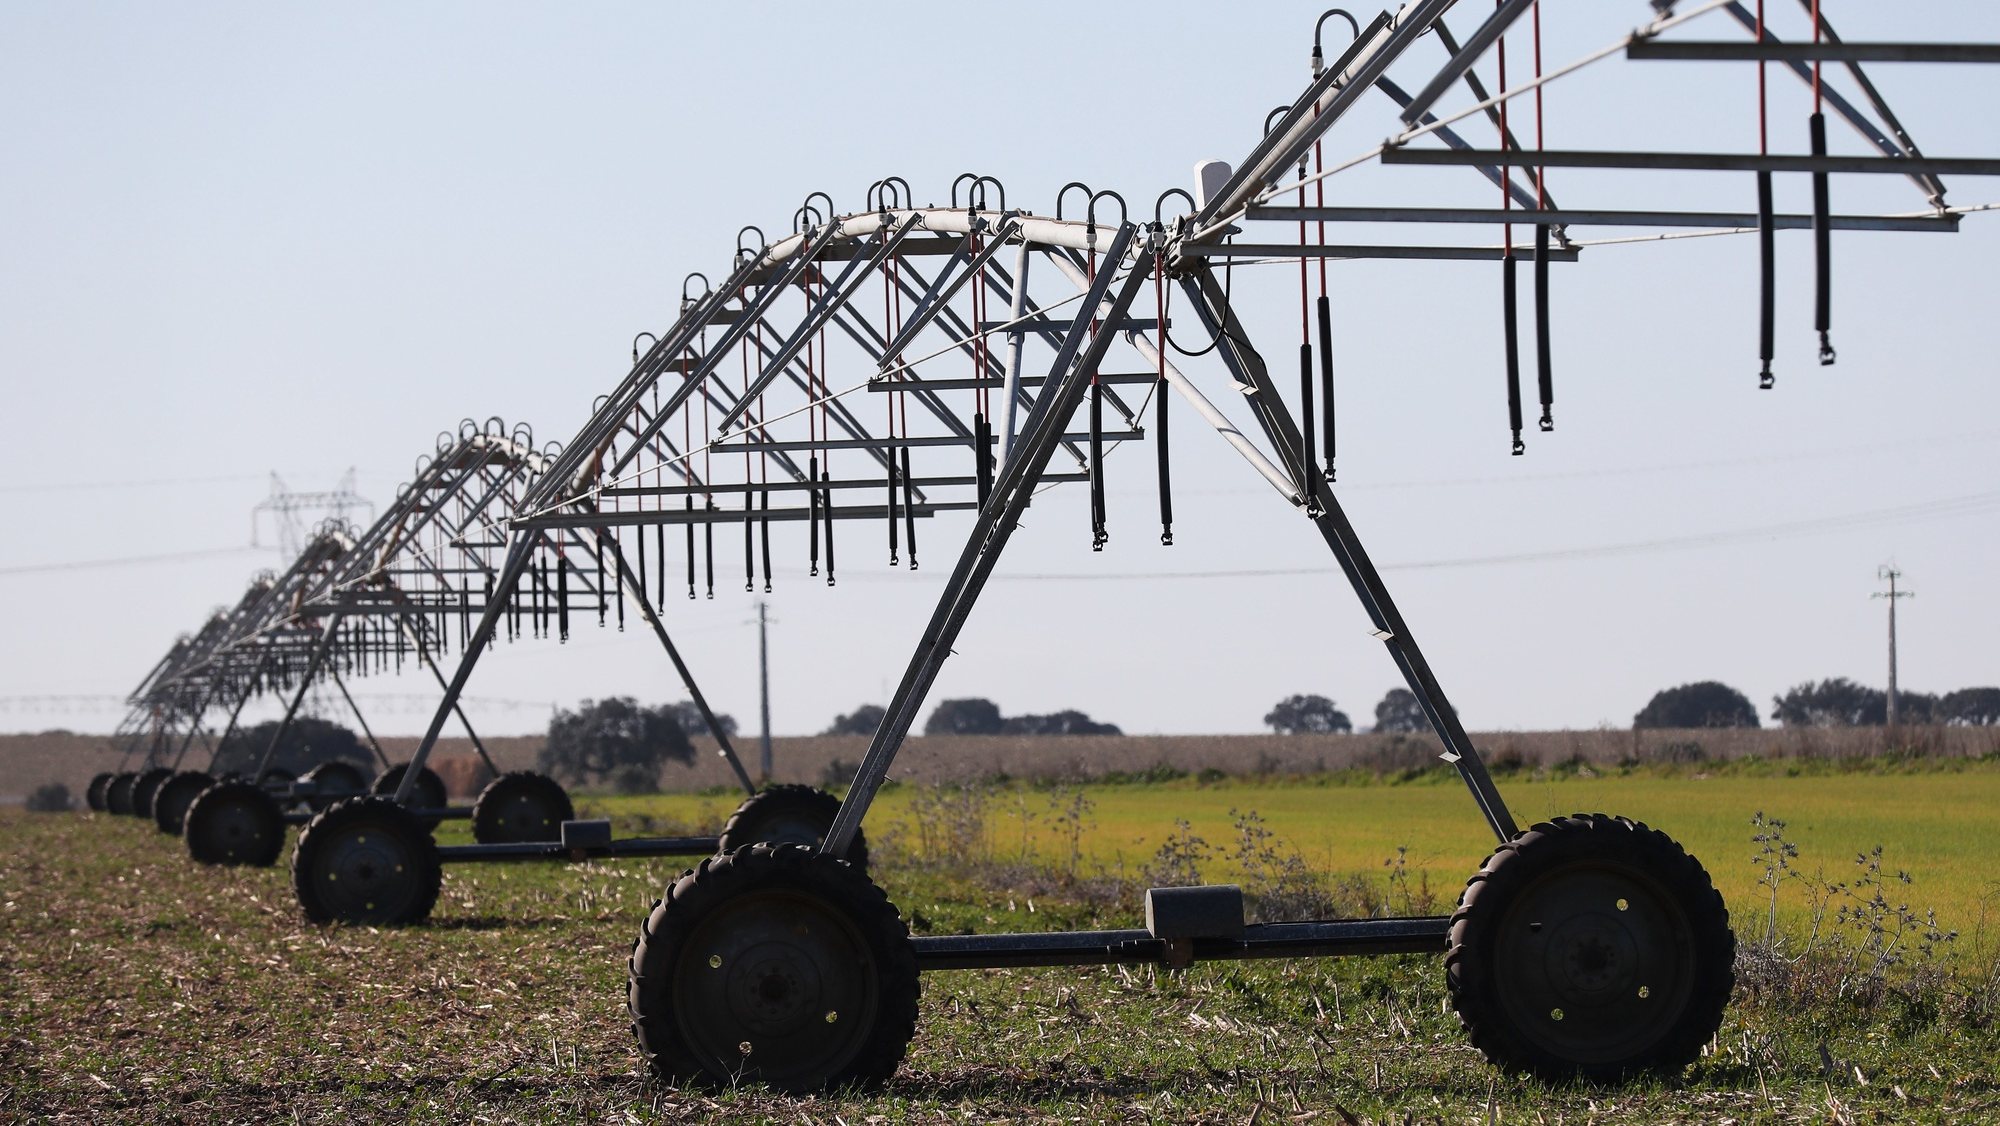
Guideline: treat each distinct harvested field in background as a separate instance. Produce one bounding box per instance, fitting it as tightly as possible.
[8,724,1997,800]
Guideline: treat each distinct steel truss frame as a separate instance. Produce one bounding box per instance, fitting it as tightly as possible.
[104,2,1991,1014]
[366,0,1997,988]
[126,420,758,846]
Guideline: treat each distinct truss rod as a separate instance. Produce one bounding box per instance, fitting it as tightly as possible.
[1372,79,1557,237]
[1123,330,1302,506]
[869,372,1160,392]
[1379,148,2000,176]
[603,472,1090,498]
[875,224,1010,367]
[1628,41,2000,64]
[606,224,847,485]
[743,319,899,482]
[826,304,974,441]
[522,503,970,531]
[1244,205,1957,232]
[1182,243,1581,261]
[1417,22,1565,219]
[880,252,1095,465]
[1220,0,1754,229]
[1399,0,1539,126]
[711,432,1141,454]
[534,252,764,508]
[715,214,926,434]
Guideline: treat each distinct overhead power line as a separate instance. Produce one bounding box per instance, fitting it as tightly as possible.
[0,692,553,715]
[810,488,2000,583]
[0,546,270,578]
[0,470,362,496]
[6,487,1990,584]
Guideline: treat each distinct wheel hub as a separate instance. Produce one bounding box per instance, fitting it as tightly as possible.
[315,827,414,917]
[674,890,877,1085]
[502,797,548,833]
[212,801,260,843]
[1495,866,1692,1062]
[727,942,823,1031]
[1543,911,1641,1001]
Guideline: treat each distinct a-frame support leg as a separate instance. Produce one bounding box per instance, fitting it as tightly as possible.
[397,620,501,778]
[330,669,392,770]
[1183,268,1518,843]
[166,676,224,772]
[249,618,343,785]
[602,529,757,796]
[203,649,275,774]
[107,714,143,772]
[399,536,537,803]
[203,650,274,773]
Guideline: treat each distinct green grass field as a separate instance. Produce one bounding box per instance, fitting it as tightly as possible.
[4,760,1998,1122]
[590,760,2000,957]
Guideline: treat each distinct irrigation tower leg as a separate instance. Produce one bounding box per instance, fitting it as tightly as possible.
[605,530,757,796]
[1183,268,1518,843]
[165,677,224,771]
[203,649,275,773]
[141,718,179,771]
[399,621,501,777]
[399,536,536,803]
[117,716,160,772]
[249,618,344,784]
[330,669,392,770]
[104,713,141,765]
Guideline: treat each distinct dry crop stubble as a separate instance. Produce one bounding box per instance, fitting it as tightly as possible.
[5,756,1999,1121]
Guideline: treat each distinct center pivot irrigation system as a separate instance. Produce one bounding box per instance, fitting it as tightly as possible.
[93,0,1999,1092]
[92,420,864,925]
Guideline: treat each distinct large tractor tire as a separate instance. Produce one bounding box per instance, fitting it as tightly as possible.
[130,767,176,820]
[292,796,442,926]
[183,780,286,866]
[300,761,370,810]
[628,843,918,1092]
[718,785,868,872]
[153,771,215,835]
[471,772,573,844]
[1446,813,1734,1082]
[370,762,447,810]
[105,772,140,816]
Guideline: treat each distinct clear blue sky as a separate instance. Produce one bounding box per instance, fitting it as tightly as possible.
[2,2,1995,743]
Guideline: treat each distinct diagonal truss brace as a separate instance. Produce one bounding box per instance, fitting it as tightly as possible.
[1181,265,1518,842]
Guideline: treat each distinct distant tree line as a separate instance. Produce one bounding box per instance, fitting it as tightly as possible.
[1262,689,1431,735]
[535,697,734,794]
[819,698,1124,737]
[1635,678,2000,729]
[213,716,372,777]
[924,698,1122,736]
[828,679,1999,744]
[1258,679,2000,736]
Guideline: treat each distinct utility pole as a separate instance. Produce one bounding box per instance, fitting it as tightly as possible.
[756,600,773,783]
[1873,565,1915,727]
